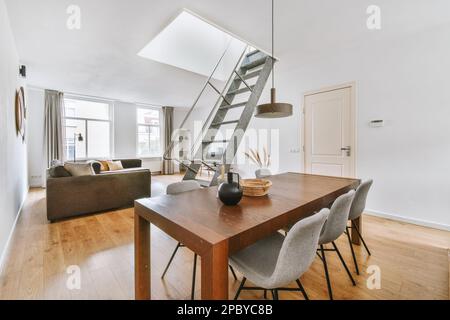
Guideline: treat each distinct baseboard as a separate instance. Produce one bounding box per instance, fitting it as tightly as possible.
[447,249,450,300]
[365,209,450,232]
[0,188,28,276]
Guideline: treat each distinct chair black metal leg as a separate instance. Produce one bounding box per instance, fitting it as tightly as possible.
[320,245,333,300]
[316,251,323,261]
[272,290,279,300]
[191,253,198,300]
[352,221,371,256]
[229,265,237,280]
[296,279,309,300]
[161,242,181,279]
[234,277,246,300]
[346,226,359,275]
[264,290,268,299]
[332,242,356,286]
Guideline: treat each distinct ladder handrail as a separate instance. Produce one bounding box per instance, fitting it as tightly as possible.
[163,42,249,163]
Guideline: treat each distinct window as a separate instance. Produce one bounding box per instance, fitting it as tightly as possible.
[137,107,162,157]
[64,97,112,160]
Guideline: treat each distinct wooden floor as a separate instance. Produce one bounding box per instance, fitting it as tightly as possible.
[0,174,449,300]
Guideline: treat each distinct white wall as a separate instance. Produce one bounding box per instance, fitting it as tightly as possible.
[241,23,450,229]
[114,101,137,159]
[0,0,28,267]
[114,101,163,173]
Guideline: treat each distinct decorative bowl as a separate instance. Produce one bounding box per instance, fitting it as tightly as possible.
[240,179,272,197]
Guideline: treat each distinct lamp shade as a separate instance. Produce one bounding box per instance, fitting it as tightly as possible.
[255,88,293,118]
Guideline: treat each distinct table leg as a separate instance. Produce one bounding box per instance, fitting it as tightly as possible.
[351,216,361,245]
[201,241,229,300]
[135,213,151,300]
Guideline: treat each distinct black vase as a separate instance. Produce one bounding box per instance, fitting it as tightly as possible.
[218,172,243,206]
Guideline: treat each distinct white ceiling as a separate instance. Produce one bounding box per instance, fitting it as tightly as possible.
[5,0,450,107]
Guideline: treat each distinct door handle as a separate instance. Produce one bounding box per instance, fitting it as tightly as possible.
[341,146,351,156]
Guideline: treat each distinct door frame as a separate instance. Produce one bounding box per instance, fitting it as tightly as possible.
[301,82,357,177]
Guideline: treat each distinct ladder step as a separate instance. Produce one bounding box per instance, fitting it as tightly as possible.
[245,50,260,58]
[242,57,267,70]
[219,102,246,110]
[202,139,230,144]
[242,69,261,80]
[211,120,239,127]
[227,86,254,96]
[242,51,268,70]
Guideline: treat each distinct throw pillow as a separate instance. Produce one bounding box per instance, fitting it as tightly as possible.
[49,165,72,178]
[88,161,102,174]
[107,160,124,171]
[64,162,95,177]
[98,160,110,171]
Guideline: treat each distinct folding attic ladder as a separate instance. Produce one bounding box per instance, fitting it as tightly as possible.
[182,50,273,187]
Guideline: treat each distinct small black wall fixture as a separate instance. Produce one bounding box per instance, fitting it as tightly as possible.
[19,65,27,78]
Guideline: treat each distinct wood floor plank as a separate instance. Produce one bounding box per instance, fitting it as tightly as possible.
[17,265,44,300]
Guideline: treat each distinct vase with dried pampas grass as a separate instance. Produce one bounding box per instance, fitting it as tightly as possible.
[244,147,271,169]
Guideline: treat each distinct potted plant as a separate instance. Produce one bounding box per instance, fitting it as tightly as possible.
[244,147,272,178]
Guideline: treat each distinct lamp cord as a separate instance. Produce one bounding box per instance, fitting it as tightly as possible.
[272,0,275,89]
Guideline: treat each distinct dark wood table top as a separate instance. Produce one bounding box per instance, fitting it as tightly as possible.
[135,173,360,255]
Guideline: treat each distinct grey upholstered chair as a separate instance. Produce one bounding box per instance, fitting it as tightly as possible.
[230,208,330,300]
[161,181,201,300]
[161,180,237,299]
[166,180,201,195]
[317,190,356,300]
[345,180,373,275]
[255,168,272,179]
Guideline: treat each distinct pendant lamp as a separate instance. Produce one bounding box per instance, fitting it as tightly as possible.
[255,0,293,118]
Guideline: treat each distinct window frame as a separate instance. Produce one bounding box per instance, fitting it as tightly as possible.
[136,105,163,159]
[63,95,114,161]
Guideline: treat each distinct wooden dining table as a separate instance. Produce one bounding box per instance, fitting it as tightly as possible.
[134,172,361,300]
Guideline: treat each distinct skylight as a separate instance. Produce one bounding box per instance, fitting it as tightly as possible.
[138,10,246,81]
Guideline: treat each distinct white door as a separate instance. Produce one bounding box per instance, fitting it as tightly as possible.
[304,85,356,177]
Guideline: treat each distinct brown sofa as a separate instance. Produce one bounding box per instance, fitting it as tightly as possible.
[46,159,151,221]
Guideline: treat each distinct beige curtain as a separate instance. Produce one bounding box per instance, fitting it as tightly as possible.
[44,90,65,167]
[162,106,174,175]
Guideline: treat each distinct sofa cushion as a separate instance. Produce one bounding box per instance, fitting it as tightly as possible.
[107,160,124,171]
[49,165,72,178]
[117,159,142,169]
[100,167,149,175]
[87,160,102,174]
[64,162,95,177]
